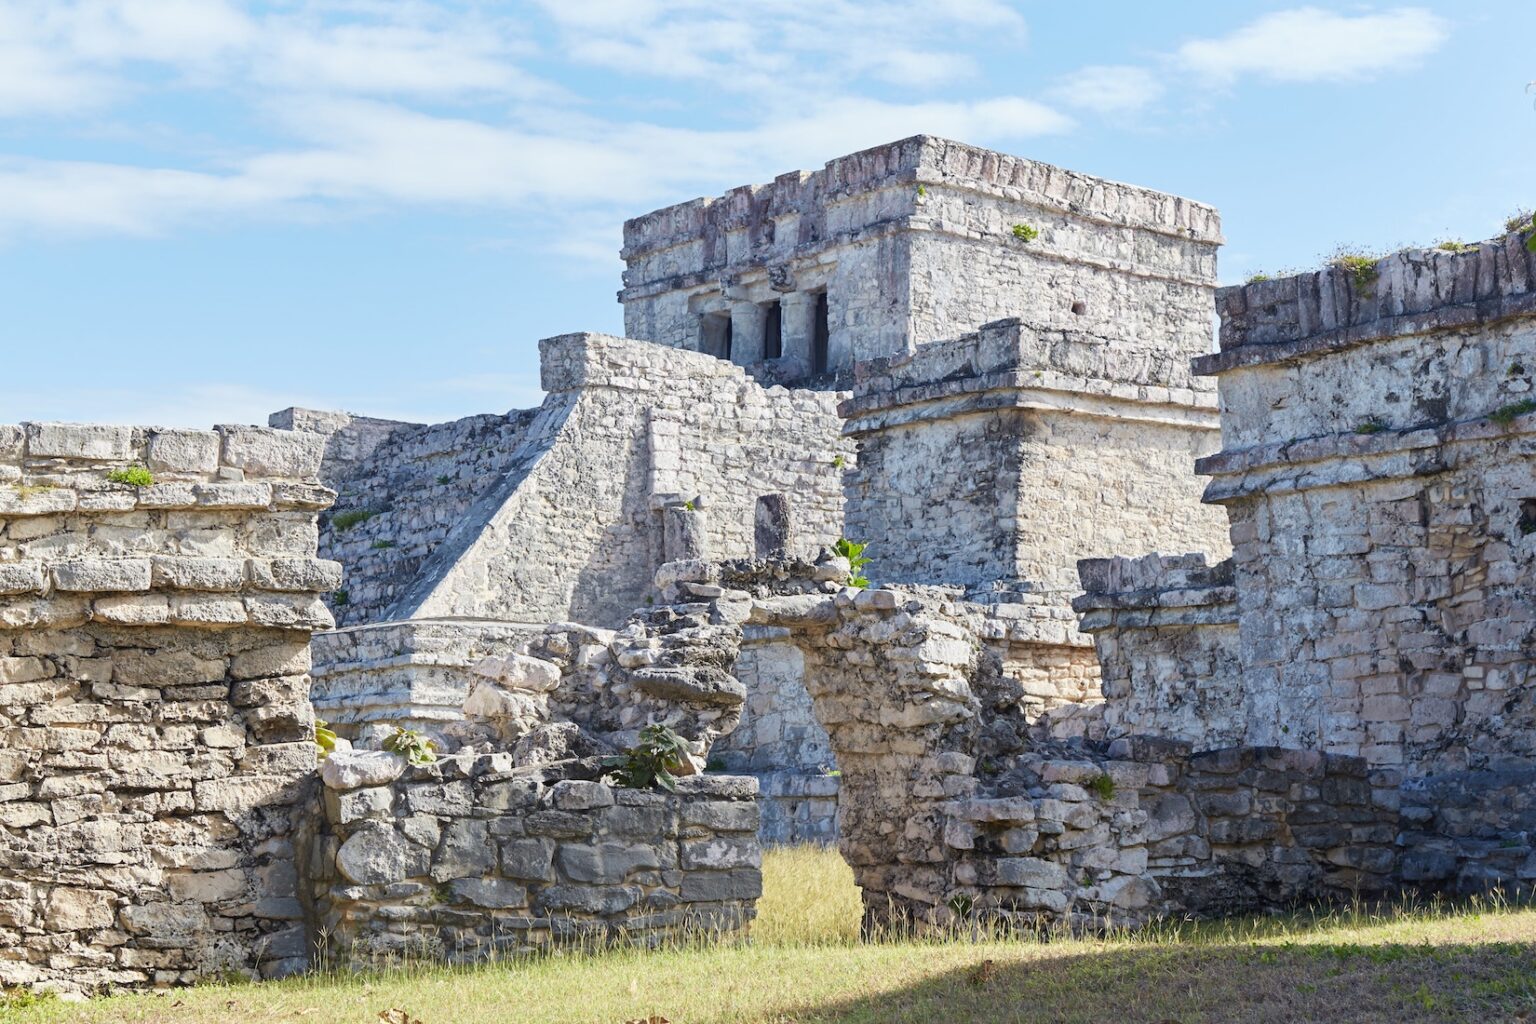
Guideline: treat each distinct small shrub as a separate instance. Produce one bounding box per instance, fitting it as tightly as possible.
[331,508,376,531]
[1505,210,1533,233]
[435,474,452,486]
[383,726,437,766]
[1435,240,1475,253]
[601,723,690,792]
[371,539,396,550]
[1490,399,1536,427]
[332,588,349,606]
[1334,253,1380,294]
[834,538,871,589]
[1011,223,1039,243]
[683,499,697,512]
[916,184,927,197]
[1246,272,1271,283]
[314,719,337,762]
[1355,418,1387,435]
[106,464,153,487]
[832,454,846,469]
[1087,773,1116,800]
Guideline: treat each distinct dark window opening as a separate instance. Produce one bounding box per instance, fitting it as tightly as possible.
[763,301,783,360]
[1520,498,1536,536]
[811,292,830,374]
[700,312,732,360]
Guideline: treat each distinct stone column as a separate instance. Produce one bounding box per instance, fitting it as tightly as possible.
[729,303,767,365]
[779,292,817,376]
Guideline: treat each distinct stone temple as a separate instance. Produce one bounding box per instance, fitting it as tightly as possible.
[6,135,1536,992]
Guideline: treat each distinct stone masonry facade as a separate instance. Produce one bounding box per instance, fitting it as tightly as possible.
[18,136,1536,995]
[0,422,337,991]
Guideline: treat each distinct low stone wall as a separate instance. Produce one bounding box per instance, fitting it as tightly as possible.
[756,771,839,846]
[0,422,335,992]
[310,756,762,963]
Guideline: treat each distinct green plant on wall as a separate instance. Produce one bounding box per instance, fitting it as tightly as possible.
[314,719,338,762]
[1011,223,1039,243]
[834,538,871,589]
[601,723,691,792]
[1334,253,1379,294]
[383,726,437,766]
[331,508,377,531]
[106,465,153,487]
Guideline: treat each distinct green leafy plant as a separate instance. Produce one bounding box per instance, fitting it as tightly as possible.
[834,538,871,589]
[331,508,377,531]
[1334,253,1379,293]
[1011,223,1039,243]
[916,184,927,197]
[1087,774,1116,801]
[383,726,438,766]
[314,719,338,762]
[601,723,690,792]
[1435,240,1475,253]
[435,474,452,486]
[832,454,846,469]
[106,464,153,487]
[1506,210,1534,234]
[332,588,350,607]
[683,499,697,512]
[1355,418,1387,435]
[1246,272,1271,284]
[371,539,396,550]
[1490,399,1536,427]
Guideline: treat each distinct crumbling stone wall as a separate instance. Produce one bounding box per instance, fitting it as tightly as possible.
[281,333,848,632]
[0,422,336,992]
[311,762,760,965]
[272,408,538,627]
[620,136,1221,385]
[1074,553,1243,748]
[724,575,1391,929]
[1078,236,1536,895]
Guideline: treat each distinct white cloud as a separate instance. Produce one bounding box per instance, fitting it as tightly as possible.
[531,0,1027,95]
[0,93,1071,242]
[1176,6,1449,83]
[1050,65,1164,114]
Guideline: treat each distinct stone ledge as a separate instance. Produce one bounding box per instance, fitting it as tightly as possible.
[1199,238,1536,374]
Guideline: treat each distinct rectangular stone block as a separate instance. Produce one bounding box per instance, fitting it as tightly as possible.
[27,423,134,460]
[217,426,325,479]
[147,430,220,474]
[52,558,152,593]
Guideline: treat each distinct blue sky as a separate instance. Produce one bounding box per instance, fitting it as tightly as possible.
[3,1,1532,427]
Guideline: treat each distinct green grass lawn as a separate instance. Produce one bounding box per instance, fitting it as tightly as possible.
[8,845,1536,1024]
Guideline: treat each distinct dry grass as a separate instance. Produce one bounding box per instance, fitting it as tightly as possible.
[8,846,1536,1024]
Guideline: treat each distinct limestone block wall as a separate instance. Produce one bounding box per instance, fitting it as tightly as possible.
[311,760,761,964]
[736,580,1392,929]
[1194,244,1536,772]
[841,317,1228,600]
[294,334,848,632]
[1073,553,1244,748]
[0,422,336,992]
[619,136,1221,384]
[273,407,539,627]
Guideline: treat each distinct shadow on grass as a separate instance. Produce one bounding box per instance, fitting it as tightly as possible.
[785,939,1536,1024]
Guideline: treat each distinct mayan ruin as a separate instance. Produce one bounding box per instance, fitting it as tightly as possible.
[5,126,1536,1001]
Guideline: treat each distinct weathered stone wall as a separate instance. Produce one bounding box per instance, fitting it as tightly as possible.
[273,408,538,627]
[619,136,1221,386]
[730,578,1392,929]
[311,760,760,965]
[841,318,1227,596]
[1074,235,1536,896]
[0,422,335,992]
[285,333,848,633]
[1074,554,1243,749]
